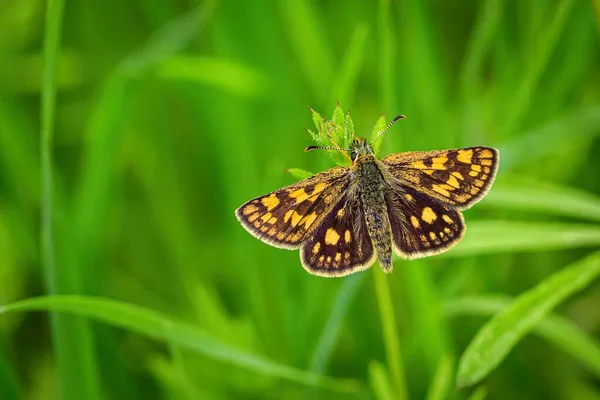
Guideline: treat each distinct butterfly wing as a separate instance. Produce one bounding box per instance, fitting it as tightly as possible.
[386,184,465,259]
[382,147,499,209]
[300,195,375,277]
[236,167,349,250]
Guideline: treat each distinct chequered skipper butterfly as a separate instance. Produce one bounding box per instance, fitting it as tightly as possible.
[236,115,499,277]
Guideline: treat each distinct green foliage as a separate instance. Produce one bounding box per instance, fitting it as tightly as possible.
[0,296,358,394]
[445,295,600,380]
[425,354,454,400]
[456,251,600,387]
[305,103,385,166]
[1,1,600,399]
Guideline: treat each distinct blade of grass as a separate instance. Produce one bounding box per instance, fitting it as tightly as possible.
[460,0,504,144]
[481,178,600,223]
[156,55,267,98]
[499,105,600,171]
[0,99,39,205]
[402,260,450,375]
[0,346,20,400]
[167,341,199,399]
[368,361,396,400]
[309,274,365,374]
[278,0,334,105]
[118,5,213,76]
[305,274,365,399]
[460,0,504,101]
[329,23,369,107]
[502,0,574,137]
[425,354,454,400]
[444,295,600,381]
[373,268,409,400]
[456,250,600,388]
[440,221,600,258]
[41,0,101,398]
[595,1,600,38]
[378,0,397,116]
[468,386,488,400]
[75,5,211,250]
[0,295,360,394]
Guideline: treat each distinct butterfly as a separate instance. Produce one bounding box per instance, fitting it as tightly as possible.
[235,115,499,277]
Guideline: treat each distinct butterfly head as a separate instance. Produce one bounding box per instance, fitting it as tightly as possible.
[349,138,373,162]
[305,114,405,163]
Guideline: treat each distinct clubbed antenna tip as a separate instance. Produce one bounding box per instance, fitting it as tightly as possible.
[305,145,345,152]
[371,114,406,145]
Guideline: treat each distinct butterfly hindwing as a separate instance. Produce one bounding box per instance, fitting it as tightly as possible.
[300,196,375,277]
[386,185,465,259]
[235,167,348,249]
[382,147,498,209]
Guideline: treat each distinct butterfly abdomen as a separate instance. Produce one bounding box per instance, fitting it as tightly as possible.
[356,156,393,272]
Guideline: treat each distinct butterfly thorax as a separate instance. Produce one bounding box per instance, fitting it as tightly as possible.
[351,139,393,271]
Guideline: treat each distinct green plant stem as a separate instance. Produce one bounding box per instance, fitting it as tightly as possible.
[373,268,409,400]
[41,0,100,398]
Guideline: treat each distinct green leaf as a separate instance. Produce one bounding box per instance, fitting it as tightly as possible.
[310,107,325,141]
[41,0,101,398]
[156,56,267,97]
[307,105,351,166]
[332,102,345,127]
[287,168,313,180]
[309,274,365,374]
[456,250,600,388]
[377,0,397,115]
[278,0,334,104]
[0,346,20,400]
[305,128,321,145]
[441,221,600,258]
[370,114,387,155]
[500,0,574,137]
[344,110,356,148]
[460,0,503,101]
[118,5,213,76]
[481,177,600,223]
[330,103,347,153]
[368,361,395,400]
[444,295,600,381]
[468,386,488,400]
[330,23,369,107]
[499,105,600,171]
[0,296,359,394]
[425,354,454,400]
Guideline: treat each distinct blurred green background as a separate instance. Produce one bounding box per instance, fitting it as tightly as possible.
[2,0,600,399]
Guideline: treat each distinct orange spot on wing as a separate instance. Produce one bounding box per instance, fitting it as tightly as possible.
[325,228,340,245]
[422,207,437,223]
[457,149,473,164]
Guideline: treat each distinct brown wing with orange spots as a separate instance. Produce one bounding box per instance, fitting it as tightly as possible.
[300,196,375,277]
[382,147,499,210]
[235,167,349,250]
[386,185,465,259]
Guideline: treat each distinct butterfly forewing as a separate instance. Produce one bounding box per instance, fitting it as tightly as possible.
[382,147,499,209]
[386,185,465,259]
[300,196,375,277]
[235,167,348,249]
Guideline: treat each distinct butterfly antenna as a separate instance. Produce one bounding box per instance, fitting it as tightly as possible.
[305,145,346,152]
[370,114,406,145]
